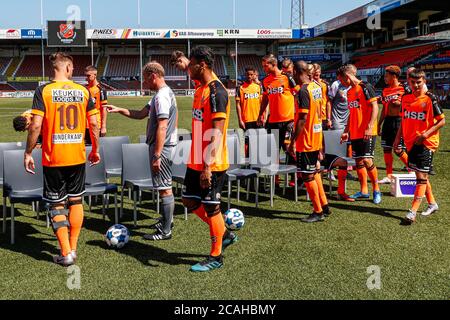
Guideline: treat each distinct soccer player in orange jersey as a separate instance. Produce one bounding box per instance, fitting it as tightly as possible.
[313,63,332,130]
[24,53,100,266]
[289,60,330,223]
[393,69,445,224]
[182,46,237,272]
[378,65,409,184]
[236,67,262,130]
[258,55,296,168]
[236,67,263,156]
[85,65,108,138]
[339,64,382,204]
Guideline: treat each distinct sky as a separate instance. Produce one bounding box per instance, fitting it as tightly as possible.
[0,0,371,29]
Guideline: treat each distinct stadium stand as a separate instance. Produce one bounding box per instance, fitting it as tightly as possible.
[237,55,264,76]
[214,55,227,77]
[9,82,40,90]
[13,55,96,77]
[351,43,439,69]
[150,55,184,76]
[105,55,140,77]
[0,57,12,75]
[0,83,14,91]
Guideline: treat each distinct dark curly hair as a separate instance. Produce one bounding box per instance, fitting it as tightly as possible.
[189,45,214,68]
[13,116,28,132]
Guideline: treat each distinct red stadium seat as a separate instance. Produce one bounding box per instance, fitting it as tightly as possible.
[14,55,97,77]
[352,44,438,69]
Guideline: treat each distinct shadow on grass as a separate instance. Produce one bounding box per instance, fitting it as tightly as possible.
[329,202,405,222]
[86,239,205,267]
[0,208,57,262]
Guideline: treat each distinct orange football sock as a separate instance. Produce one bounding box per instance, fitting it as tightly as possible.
[411,179,427,212]
[384,152,394,177]
[68,204,84,252]
[367,164,380,192]
[356,165,369,194]
[314,173,328,206]
[305,180,322,214]
[193,206,209,224]
[337,169,347,195]
[208,212,225,257]
[396,150,409,167]
[426,181,436,205]
[53,215,71,257]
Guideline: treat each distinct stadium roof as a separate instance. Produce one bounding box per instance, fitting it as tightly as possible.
[314,0,449,38]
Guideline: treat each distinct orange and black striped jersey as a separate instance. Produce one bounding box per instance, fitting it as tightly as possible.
[188,79,230,172]
[381,85,404,117]
[347,82,378,140]
[262,73,296,123]
[236,82,262,123]
[192,72,218,90]
[401,92,444,152]
[318,79,329,120]
[31,81,97,167]
[86,83,107,127]
[296,81,324,152]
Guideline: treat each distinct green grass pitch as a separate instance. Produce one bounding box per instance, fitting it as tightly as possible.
[0,97,448,300]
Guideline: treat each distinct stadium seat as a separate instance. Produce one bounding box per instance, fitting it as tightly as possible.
[352,44,438,69]
[249,133,298,207]
[120,143,158,227]
[0,57,12,75]
[323,130,356,196]
[226,134,259,210]
[84,147,119,224]
[105,55,140,77]
[3,149,43,245]
[14,55,96,77]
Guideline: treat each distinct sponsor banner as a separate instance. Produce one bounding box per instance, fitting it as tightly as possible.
[215,29,292,39]
[0,29,21,39]
[21,29,43,39]
[412,30,450,41]
[163,29,216,39]
[87,28,123,39]
[292,28,315,39]
[165,76,187,81]
[107,90,141,97]
[8,76,49,82]
[47,21,87,47]
[279,54,342,62]
[163,29,293,39]
[0,91,34,98]
[357,68,380,76]
[124,29,167,39]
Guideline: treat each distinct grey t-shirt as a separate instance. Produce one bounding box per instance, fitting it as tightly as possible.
[329,80,350,130]
[146,86,178,147]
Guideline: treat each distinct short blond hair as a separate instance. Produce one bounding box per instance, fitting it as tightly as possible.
[143,61,165,77]
[49,52,73,70]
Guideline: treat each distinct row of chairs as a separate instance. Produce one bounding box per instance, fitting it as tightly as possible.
[1,129,351,244]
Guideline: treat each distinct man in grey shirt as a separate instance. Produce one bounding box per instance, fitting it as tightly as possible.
[106,61,178,240]
[329,78,351,130]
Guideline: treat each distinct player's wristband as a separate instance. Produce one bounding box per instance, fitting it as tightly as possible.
[152,154,161,161]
